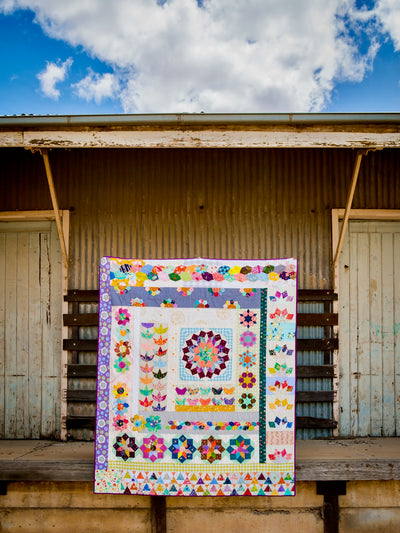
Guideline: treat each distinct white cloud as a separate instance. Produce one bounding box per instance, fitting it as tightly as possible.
[73,71,119,103]
[37,57,73,99]
[375,0,400,50]
[0,0,18,13]
[2,0,398,112]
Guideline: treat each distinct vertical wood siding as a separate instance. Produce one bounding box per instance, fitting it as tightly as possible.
[0,221,62,438]
[339,221,400,436]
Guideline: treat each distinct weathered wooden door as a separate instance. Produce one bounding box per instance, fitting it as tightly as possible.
[339,220,400,436]
[0,221,62,438]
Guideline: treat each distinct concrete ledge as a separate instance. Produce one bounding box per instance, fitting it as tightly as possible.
[0,438,399,482]
[296,438,400,481]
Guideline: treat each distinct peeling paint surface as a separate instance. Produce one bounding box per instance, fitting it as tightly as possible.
[339,220,400,437]
[0,221,62,438]
[0,129,400,149]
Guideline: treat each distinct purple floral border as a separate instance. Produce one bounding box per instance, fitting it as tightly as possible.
[94,257,112,470]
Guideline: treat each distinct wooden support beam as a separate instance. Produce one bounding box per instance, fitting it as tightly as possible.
[66,416,95,430]
[63,313,99,326]
[296,365,335,378]
[317,481,347,533]
[64,312,338,327]
[297,290,338,301]
[66,389,335,403]
[296,416,337,429]
[64,290,100,302]
[151,496,166,533]
[66,414,339,430]
[67,364,97,378]
[297,391,335,403]
[40,149,69,272]
[63,339,98,351]
[63,288,339,303]
[297,339,338,351]
[67,390,96,402]
[332,150,368,271]
[297,313,338,326]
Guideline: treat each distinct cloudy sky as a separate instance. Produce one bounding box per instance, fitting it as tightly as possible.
[0,0,399,115]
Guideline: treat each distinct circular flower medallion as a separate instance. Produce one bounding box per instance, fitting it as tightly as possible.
[182,330,230,379]
[239,393,256,410]
[239,372,256,389]
[239,331,257,348]
[240,309,257,328]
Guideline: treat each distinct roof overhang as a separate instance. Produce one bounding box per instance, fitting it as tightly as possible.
[1,113,400,149]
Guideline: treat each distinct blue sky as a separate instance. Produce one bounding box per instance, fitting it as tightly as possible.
[327,39,399,112]
[0,10,121,115]
[0,1,399,116]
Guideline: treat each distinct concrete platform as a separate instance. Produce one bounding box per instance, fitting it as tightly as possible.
[0,438,399,482]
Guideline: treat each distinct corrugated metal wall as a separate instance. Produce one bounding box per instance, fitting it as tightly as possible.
[1,146,398,439]
[1,147,398,290]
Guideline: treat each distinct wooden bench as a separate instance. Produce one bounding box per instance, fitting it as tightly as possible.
[63,289,338,438]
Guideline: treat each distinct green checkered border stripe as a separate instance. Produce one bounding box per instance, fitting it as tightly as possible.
[108,460,294,472]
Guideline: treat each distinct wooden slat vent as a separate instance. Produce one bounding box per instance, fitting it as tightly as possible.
[63,289,338,436]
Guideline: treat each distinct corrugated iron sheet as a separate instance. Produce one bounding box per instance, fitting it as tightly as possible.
[1,148,398,291]
[1,146,399,440]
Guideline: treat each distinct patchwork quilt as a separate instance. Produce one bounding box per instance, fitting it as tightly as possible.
[94,257,297,496]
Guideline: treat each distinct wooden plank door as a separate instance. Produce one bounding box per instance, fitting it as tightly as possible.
[0,221,62,438]
[339,220,400,436]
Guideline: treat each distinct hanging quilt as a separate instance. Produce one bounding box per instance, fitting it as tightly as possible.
[94,257,297,496]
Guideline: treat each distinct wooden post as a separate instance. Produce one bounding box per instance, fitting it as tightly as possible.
[317,481,347,533]
[332,150,368,272]
[150,496,166,533]
[40,149,70,440]
[40,149,69,272]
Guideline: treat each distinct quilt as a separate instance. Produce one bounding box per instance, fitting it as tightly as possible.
[94,257,297,496]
